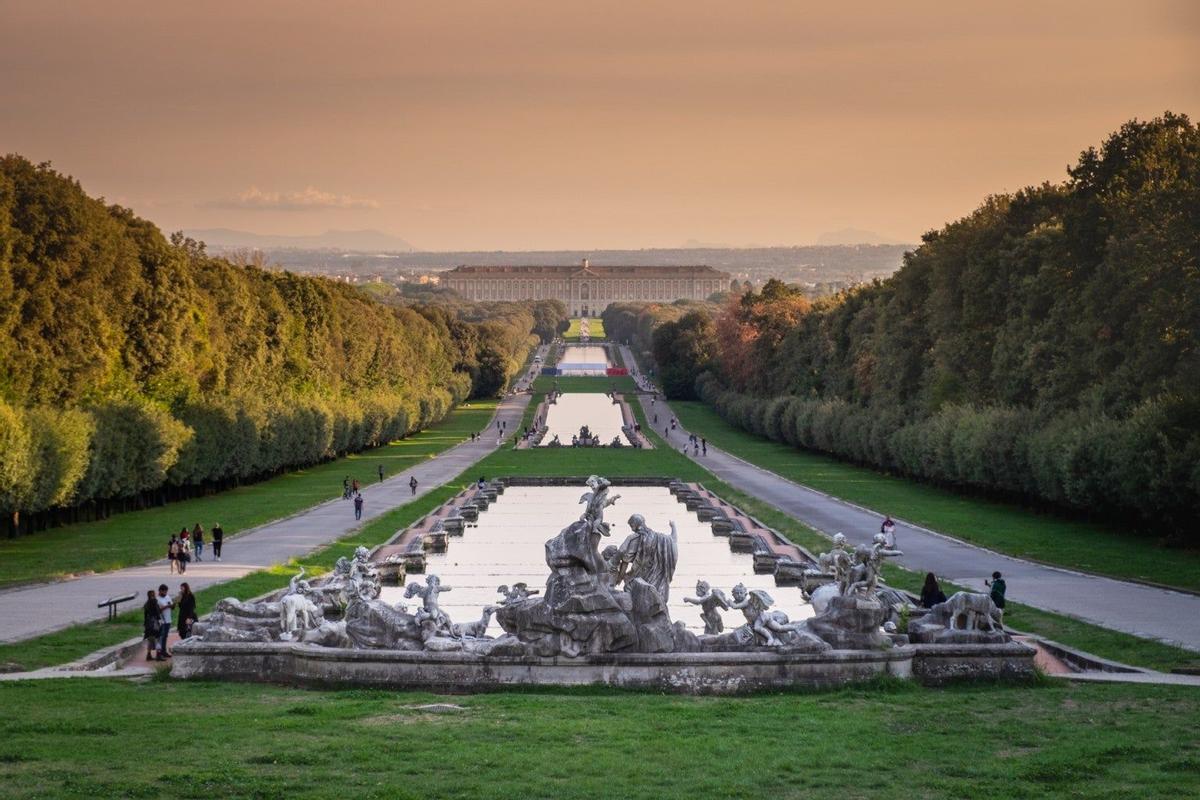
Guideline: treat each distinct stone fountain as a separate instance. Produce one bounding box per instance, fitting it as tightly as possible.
[171,476,1035,692]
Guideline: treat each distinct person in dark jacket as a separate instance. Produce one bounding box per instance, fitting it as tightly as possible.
[143,590,161,660]
[211,523,224,561]
[920,572,947,609]
[986,571,1007,610]
[177,582,197,640]
[192,523,205,561]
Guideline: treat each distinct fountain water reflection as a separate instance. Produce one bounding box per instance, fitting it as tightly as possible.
[380,485,812,636]
[542,394,625,445]
[557,345,610,374]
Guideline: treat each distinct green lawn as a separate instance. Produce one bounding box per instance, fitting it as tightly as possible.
[565,316,605,340]
[670,401,1200,593]
[533,374,636,393]
[0,401,498,589]
[2,678,1198,798]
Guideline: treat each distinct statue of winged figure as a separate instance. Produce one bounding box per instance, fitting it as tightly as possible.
[578,475,621,537]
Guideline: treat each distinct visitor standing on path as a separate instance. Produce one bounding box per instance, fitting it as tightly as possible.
[409,476,418,496]
[156,584,173,660]
[986,571,1007,613]
[192,523,205,561]
[177,582,196,640]
[353,492,364,521]
[881,516,896,548]
[701,438,707,456]
[211,522,223,561]
[143,590,160,660]
[378,464,385,483]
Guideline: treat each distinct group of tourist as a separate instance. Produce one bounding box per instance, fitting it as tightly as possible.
[167,522,223,573]
[919,570,1007,611]
[142,581,196,661]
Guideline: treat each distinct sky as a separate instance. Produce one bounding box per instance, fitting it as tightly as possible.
[1,1,1197,251]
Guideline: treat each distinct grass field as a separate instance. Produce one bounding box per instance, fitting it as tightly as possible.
[532,374,636,393]
[1,678,1198,798]
[0,402,498,589]
[670,401,1200,593]
[565,316,604,339]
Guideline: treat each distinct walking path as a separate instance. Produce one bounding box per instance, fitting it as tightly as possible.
[624,347,1200,653]
[0,367,539,644]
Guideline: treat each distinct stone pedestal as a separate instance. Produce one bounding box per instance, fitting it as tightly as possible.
[806,594,890,649]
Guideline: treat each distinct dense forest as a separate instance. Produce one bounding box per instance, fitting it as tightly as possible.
[606,114,1200,539]
[0,157,567,535]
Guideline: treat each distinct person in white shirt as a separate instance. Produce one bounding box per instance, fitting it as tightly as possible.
[156,584,174,660]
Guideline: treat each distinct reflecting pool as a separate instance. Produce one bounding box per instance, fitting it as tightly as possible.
[380,485,812,636]
[541,393,626,444]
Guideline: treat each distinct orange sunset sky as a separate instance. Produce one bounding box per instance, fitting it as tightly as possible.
[1,1,1196,250]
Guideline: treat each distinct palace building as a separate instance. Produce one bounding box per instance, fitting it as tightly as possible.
[440,260,732,316]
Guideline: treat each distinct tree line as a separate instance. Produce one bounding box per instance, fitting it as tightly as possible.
[0,156,568,536]
[611,114,1200,540]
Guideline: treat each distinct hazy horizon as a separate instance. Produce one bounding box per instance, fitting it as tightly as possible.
[2,1,1196,250]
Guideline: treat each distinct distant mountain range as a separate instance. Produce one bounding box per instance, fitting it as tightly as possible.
[186,228,417,252]
[815,228,906,246]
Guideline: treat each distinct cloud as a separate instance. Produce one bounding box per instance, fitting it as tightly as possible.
[207,185,379,211]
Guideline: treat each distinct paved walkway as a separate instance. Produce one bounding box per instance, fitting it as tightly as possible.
[624,347,1200,653]
[0,376,537,644]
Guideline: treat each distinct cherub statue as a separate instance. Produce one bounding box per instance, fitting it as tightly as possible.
[496,582,540,605]
[349,545,381,599]
[815,533,854,593]
[404,574,453,635]
[684,580,730,635]
[870,532,904,562]
[578,475,621,537]
[727,583,807,647]
[846,545,881,597]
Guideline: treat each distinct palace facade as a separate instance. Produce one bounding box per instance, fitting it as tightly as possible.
[441,260,732,316]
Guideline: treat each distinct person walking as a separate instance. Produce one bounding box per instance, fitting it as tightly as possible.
[178,535,191,574]
[167,536,180,575]
[211,522,223,561]
[351,478,360,494]
[192,523,205,561]
[156,584,174,660]
[986,571,1007,613]
[378,464,385,483]
[409,476,418,496]
[177,582,196,640]
[353,492,364,521]
[342,476,351,499]
[143,590,161,660]
[920,573,947,608]
[701,438,707,456]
